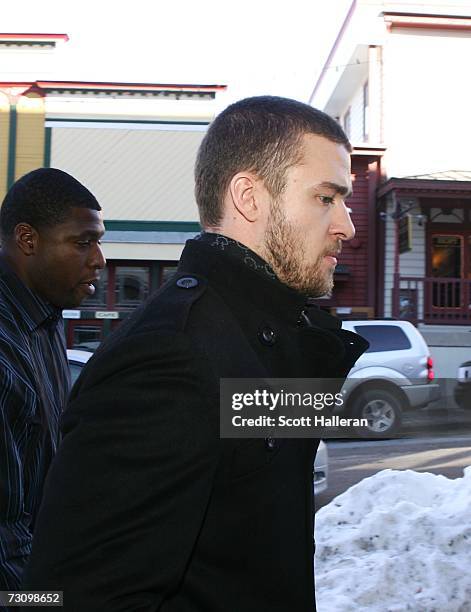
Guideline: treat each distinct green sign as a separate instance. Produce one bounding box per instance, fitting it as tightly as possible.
[399,215,412,254]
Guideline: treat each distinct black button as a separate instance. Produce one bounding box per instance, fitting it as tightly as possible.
[258,326,276,346]
[265,437,276,450]
[176,276,198,289]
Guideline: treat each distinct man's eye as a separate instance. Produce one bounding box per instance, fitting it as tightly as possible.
[319,195,335,206]
[76,241,91,247]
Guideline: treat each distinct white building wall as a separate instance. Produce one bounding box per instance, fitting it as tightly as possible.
[0,43,63,82]
[45,94,217,123]
[384,198,395,317]
[382,27,471,178]
[101,242,184,261]
[343,81,367,143]
[50,124,205,222]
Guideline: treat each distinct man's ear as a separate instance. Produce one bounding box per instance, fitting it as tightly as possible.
[15,223,38,256]
[228,172,263,223]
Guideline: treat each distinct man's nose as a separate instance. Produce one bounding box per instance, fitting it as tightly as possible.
[332,202,355,242]
[90,244,106,270]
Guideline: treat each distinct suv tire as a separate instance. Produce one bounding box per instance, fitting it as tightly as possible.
[350,389,402,437]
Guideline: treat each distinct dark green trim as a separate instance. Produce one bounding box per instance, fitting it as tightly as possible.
[44,127,52,167]
[7,104,17,188]
[47,118,209,126]
[104,220,201,232]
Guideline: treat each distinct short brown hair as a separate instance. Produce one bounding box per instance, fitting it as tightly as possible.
[194,96,351,228]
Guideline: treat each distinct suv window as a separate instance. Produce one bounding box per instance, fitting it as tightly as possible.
[353,325,412,353]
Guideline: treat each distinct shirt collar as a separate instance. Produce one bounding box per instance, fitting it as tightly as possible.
[0,253,62,332]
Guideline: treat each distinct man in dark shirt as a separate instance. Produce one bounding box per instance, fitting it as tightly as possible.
[0,168,106,593]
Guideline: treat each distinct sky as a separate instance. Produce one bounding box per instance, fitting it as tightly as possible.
[3,0,353,106]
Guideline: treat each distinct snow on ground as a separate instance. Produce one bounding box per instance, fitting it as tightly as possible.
[315,467,471,612]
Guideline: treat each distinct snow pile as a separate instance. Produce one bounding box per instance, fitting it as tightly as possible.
[315,467,471,612]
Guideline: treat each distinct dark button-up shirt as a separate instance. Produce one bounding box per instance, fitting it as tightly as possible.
[0,255,70,592]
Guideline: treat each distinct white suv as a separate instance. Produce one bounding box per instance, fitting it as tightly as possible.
[339,320,440,436]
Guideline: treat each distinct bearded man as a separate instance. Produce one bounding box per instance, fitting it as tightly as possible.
[23,96,368,612]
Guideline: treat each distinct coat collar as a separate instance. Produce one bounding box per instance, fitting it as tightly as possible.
[179,235,313,327]
[178,236,369,376]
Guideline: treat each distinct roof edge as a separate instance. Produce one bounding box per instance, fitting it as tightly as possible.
[378,177,471,198]
[308,0,357,104]
[352,144,386,156]
[0,33,69,41]
[0,80,227,94]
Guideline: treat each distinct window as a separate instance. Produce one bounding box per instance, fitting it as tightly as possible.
[353,325,411,353]
[64,260,178,348]
[161,265,178,285]
[431,236,461,278]
[72,324,103,349]
[81,267,108,308]
[431,235,462,308]
[114,266,150,306]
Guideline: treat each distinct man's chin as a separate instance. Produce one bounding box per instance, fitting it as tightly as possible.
[56,294,84,310]
[296,271,334,298]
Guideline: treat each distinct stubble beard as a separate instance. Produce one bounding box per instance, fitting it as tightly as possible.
[262,200,338,298]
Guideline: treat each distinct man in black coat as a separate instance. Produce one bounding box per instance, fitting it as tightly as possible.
[23,96,368,611]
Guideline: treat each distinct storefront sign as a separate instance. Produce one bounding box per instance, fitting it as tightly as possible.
[398,215,412,254]
[95,311,119,320]
[62,310,81,319]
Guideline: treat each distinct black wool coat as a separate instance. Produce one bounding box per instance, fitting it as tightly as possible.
[23,238,368,612]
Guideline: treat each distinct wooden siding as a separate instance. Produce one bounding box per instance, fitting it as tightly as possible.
[331,156,372,308]
[347,81,366,143]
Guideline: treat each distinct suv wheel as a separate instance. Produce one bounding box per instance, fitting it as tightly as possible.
[350,389,402,437]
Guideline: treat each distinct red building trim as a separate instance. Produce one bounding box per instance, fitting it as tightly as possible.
[0,33,69,41]
[352,145,386,156]
[35,80,226,92]
[367,159,380,314]
[383,13,471,31]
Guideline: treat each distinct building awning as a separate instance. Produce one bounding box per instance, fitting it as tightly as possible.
[0,80,227,99]
[377,171,471,199]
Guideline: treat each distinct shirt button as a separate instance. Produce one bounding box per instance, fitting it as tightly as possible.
[265,437,277,450]
[258,326,276,346]
[176,276,199,289]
